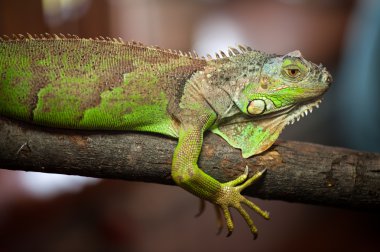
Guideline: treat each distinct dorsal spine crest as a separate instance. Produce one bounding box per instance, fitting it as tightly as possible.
[1,33,256,61]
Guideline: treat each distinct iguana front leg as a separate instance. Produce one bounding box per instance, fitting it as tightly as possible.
[171,112,270,238]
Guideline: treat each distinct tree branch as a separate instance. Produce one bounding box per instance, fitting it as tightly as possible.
[0,116,379,210]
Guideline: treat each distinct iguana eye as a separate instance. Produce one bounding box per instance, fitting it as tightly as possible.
[286,68,300,77]
[247,99,266,115]
[281,57,307,81]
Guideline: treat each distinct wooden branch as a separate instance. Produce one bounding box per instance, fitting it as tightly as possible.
[0,116,379,210]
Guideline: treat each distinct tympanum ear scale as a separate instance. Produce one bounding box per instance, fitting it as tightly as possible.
[247,99,266,115]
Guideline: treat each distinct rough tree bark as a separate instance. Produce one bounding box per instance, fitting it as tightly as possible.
[0,116,379,210]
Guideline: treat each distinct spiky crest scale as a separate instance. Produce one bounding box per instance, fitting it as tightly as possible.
[0,33,253,61]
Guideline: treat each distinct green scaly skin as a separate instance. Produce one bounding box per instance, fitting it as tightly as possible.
[0,34,332,238]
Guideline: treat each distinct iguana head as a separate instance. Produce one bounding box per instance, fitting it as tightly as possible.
[210,50,332,158]
[241,50,331,123]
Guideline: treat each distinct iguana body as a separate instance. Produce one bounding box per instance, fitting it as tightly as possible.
[0,34,331,237]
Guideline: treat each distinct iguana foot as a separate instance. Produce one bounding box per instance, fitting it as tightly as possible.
[214,167,269,239]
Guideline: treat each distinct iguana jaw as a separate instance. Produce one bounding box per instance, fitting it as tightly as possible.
[258,97,322,125]
[249,96,322,124]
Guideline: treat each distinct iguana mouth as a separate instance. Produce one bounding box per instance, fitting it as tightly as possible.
[246,96,323,123]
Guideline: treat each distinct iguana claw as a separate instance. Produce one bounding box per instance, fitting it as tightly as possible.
[195,199,206,217]
[215,167,269,238]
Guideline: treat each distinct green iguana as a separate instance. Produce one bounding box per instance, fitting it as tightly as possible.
[0,33,331,238]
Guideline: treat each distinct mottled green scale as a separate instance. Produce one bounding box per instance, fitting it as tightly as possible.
[0,42,33,121]
[0,37,206,136]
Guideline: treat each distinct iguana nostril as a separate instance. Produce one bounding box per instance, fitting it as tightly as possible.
[321,72,332,85]
[325,73,333,85]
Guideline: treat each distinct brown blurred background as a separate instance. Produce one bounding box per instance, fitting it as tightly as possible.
[0,0,379,251]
